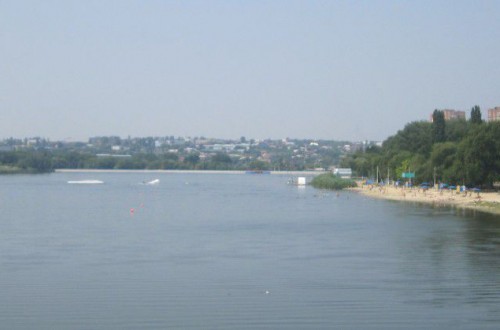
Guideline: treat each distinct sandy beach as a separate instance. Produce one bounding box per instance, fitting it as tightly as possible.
[351,183,500,216]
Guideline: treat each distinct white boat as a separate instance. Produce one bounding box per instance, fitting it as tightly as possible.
[144,179,160,185]
[67,180,104,184]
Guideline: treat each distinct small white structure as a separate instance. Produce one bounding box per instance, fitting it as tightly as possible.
[333,168,352,179]
[297,177,306,185]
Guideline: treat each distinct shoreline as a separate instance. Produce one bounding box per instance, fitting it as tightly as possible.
[350,184,500,216]
[54,169,326,176]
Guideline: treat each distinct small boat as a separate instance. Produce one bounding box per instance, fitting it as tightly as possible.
[67,180,104,184]
[143,179,160,185]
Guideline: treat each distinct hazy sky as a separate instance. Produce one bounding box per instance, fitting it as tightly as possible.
[1,0,499,142]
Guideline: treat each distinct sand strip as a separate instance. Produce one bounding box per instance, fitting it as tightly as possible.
[351,184,500,216]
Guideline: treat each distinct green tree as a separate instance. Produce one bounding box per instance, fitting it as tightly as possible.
[458,122,500,187]
[209,152,232,170]
[383,121,432,155]
[470,105,482,124]
[16,151,53,172]
[412,154,432,183]
[212,153,232,164]
[395,159,410,180]
[95,157,117,169]
[162,153,179,161]
[430,142,458,182]
[247,160,270,171]
[184,154,200,166]
[114,157,146,169]
[432,110,446,143]
[445,118,468,142]
[0,151,18,166]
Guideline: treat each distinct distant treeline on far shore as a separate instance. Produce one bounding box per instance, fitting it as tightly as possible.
[0,139,348,174]
[0,150,280,174]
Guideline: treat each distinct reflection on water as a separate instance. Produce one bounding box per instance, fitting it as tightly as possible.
[0,173,499,329]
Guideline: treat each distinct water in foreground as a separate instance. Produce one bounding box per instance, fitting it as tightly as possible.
[0,173,499,329]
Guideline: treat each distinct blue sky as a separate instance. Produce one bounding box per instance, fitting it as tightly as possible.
[1,0,499,141]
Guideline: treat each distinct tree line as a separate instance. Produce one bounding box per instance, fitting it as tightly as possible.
[0,150,302,173]
[341,106,500,188]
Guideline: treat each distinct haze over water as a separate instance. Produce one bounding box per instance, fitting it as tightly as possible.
[1,173,499,329]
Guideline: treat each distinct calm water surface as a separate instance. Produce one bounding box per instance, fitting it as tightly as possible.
[1,173,499,329]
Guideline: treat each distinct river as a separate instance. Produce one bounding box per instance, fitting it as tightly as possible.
[0,172,499,329]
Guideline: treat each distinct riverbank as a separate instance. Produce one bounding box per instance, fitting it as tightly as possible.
[55,169,326,176]
[351,184,500,216]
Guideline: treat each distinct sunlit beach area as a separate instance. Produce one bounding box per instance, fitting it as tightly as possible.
[353,183,500,215]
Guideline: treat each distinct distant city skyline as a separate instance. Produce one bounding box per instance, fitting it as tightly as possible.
[1,1,499,142]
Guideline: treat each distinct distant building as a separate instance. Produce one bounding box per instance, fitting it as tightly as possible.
[443,109,466,121]
[429,109,466,122]
[488,107,500,121]
[333,168,352,179]
[258,151,272,163]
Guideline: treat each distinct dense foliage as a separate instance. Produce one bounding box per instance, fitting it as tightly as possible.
[432,110,445,143]
[310,173,357,190]
[0,150,54,173]
[0,149,326,173]
[341,108,500,188]
[0,150,254,173]
[470,105,482,124]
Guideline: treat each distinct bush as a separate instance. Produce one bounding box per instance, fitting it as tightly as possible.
[310,173,357,190]
[0,165,23,174]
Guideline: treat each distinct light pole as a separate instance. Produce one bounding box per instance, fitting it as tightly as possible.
[433,166,437,187]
